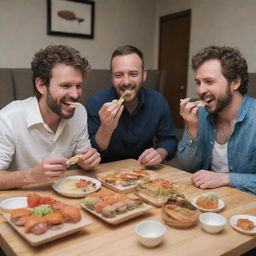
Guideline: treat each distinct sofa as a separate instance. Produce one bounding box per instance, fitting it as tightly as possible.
[0,68,167,109]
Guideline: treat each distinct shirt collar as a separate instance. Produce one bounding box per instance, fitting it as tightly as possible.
[26,97,68,133]
[206,95,248,124]
[236,95,250,123]
[26,97,45,128]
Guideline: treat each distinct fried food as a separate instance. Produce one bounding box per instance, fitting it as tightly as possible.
[196,194,218,209]
[237,218,255,231]
[66,101,80,108]
[67,154,82,165]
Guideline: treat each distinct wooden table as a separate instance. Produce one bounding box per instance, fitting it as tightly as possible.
[0,159,255,256]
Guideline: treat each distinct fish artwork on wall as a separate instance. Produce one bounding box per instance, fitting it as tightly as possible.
[57,10,84,24]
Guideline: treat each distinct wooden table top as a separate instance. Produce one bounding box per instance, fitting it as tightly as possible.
[0,159,255,256]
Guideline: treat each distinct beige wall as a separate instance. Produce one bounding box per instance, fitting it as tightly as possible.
[1,0,256,97]
[156,0,256,97]
[0,0,156,69]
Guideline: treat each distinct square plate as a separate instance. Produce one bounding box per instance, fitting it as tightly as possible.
[2,212,91,246]
[97,169,158,193]
[81,202,152,225]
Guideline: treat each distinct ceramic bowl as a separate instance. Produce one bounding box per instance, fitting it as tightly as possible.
[0,197,28,212]
[199,213,227,234]
[135,220,166,248]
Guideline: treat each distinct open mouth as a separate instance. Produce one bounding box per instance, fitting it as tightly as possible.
[62,100,80,108]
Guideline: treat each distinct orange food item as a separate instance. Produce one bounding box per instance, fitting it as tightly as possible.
[24,216,45,233]
[196,197,218,209]
[43,212,63,224]
[76,179,90,188]
[27,193,57,208]
[60,205,81,223]
[11,208,31,219]
[237,218,254,231]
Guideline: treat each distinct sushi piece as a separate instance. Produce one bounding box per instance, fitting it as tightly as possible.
[24,216,48,235]
[43,212,64,230]
[11,208,32,226]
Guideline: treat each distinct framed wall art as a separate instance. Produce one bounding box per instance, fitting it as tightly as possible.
[47,0,95,39]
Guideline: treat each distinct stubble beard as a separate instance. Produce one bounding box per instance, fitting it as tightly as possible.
[46,90,75,119]
[206,87,233,115]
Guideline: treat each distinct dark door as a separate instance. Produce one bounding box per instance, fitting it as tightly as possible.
[159,9,191,128]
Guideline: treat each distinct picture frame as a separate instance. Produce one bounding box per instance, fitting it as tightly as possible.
[47,0,95,39]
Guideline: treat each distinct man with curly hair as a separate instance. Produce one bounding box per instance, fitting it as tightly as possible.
[178,46,256,194]
[0,45,100,189]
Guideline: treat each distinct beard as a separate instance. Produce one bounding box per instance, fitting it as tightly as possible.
[206,86,233,115]
[46,89,75,119]
[117,80,143,104]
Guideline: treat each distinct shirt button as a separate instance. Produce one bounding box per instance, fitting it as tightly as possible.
[189,139,192,144]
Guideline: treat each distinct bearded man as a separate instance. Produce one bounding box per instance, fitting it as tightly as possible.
[86,45,177,166]
[0,45,100,189]
[178,46,256,195]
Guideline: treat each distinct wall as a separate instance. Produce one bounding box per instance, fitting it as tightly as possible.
[0,0,156,69]
[156,0,256,97]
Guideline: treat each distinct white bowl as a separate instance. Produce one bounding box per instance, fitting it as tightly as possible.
[135,220,166,248]
[0,197,28,212]
[199,213,227,234]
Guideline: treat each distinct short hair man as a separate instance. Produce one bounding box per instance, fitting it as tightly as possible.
[86,45,177,166]
[178,45,256,194]
[0,45,100,189]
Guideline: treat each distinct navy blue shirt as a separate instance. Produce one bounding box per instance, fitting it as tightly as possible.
[86,87,177,163]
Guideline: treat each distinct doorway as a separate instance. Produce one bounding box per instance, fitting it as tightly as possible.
[159,9,191,128]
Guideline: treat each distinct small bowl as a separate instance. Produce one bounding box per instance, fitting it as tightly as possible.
[0,197,28,212]
[199,213,227,234]
[135,220,166,248]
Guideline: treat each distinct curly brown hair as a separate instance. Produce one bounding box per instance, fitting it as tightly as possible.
[31,45,90,98]
[192,46,248,94]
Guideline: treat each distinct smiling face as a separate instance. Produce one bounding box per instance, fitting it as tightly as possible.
[111,53,147,104]
[195,59,236,114]
[39,63,83,119]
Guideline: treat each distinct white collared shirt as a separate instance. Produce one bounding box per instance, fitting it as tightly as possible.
[0,97,91,170]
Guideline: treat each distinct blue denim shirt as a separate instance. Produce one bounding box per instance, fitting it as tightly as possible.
[177,95,256,195]
[86,87,177,163]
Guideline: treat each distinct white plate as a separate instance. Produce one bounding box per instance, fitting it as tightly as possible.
[0,197,28,212]
[52,175,101,198]
[191,194,225,212]
[229,215,256,235]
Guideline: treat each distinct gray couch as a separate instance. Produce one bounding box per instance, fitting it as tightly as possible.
[0,68,167,109]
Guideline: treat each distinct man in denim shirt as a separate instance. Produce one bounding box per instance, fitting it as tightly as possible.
[178,46,256,195]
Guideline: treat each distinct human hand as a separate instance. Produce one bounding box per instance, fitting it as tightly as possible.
[77,148,101,170]
[29,157,68,183]
[180,98,200,138]
[191,170,230,189]
[99,101,124,132]
[138,148,163,167]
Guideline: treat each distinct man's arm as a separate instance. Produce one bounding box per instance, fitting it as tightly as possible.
[87,99,124,151]
[0,157,68,190]
[177,129,203,172]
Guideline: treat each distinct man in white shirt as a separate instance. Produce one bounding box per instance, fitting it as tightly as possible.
[0,45,100,189]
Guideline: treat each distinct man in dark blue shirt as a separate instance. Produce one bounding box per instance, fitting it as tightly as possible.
[86,45,177,166]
